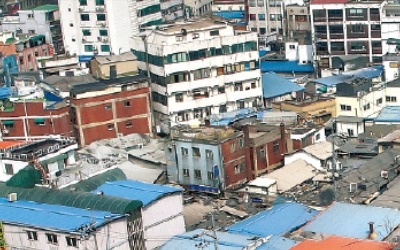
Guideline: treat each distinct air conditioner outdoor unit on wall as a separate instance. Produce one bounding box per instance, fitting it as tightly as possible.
[8,193,17,202]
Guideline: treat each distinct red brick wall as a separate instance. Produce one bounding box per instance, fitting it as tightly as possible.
[255,145,268,173]
[221,135,252,188]
[79,103,114,125]
[267,138,285,166]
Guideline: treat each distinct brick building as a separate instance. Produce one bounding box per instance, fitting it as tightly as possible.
[69,75,152,146]
[165,126,252,193]
[0,99,73,140]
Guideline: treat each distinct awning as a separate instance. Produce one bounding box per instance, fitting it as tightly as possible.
[34,118,45,123]
[2,120,14,125]
[40,153,67,165]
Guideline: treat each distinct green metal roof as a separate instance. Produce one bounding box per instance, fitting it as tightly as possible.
[6,165,42,188]
[31,4,59,12]
[0,170,142,215]
[66,168,127,192]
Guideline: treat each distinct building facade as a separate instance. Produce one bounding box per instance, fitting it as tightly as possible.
[212,0,247,30]
[131,20,262,128]
[58,0,163,60]
[166,127,252,193]
[310,0,383,71]
[69,75,152,146]
[161,0,184,22]
[184,0,212,18]
[1,4,64,54]
[0,100,73,140]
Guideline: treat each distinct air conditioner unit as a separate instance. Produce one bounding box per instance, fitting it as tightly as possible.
[8,193,17,202]
[349,183,358,193]
[96,6,104,11]
[381,170,389,179]
[2,129,9,134]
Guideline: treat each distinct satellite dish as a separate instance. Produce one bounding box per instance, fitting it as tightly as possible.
[181,29,187,36]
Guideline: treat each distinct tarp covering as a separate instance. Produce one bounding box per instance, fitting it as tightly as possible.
[0,181,142,215]
[66,167,127,192]
[6,165,42,188]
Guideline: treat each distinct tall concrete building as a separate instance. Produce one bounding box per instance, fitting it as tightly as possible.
[58,0,163,61]
[130,19,262,129]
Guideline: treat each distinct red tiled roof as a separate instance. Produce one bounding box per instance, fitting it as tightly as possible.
[311,0,349,4]
[291,236,395,250]
[0,141,25,150]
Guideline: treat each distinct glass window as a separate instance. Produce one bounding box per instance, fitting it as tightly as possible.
[80,14,89,21]
[97,14,106,21]
[99,29,108,36]
[95,0,104,5]
[27,231,38,241]
[82,29,91,36]
[84,45,93,52]
[101,45,110,52]
[5,164,13,175]
[194,169,202,179]
[80,0,87,5]
[258,14,265,20]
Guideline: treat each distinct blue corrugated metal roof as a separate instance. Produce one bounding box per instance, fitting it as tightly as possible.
[213,11,245,19]
[342,65,383,79]
[93,180,182,207]
[261,61,314,73]
[371,106,400,123]
[0,87,10,99]
[302,202,400,240]
[161,229,255,250]
[256,236,298,250]
[210,108,258,126]
[227,202,318,237]
[312,66,384,87]
[0,198,122,232]
[262,73,304,99]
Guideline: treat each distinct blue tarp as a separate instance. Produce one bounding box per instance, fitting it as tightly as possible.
[78,55,94,62]
[0,87,10,99]
[261,60,314,73]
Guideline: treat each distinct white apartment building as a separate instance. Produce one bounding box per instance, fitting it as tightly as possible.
[184,0,213,17]
[58,0,162,59]
[161,0,184,22]
[130,20,262,125]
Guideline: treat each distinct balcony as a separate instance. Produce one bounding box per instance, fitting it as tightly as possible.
[313,16,326,22]
[328,15,343,22]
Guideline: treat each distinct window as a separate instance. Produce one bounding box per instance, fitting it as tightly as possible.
[80,14,90,21]
[340,104,351,111]
[175,93,183,102]
[27,231,38,241]
[363,103,370,110]
[207,171,214,180]
[258,14,265,20]
[350,41,366,51]
[34,118,45,126]
[28,29,35,34]
[219,105,227,113]
[386,96,397,102]
[107,124,114,130]
[250,14,256,20]
[210,30,219,36]
[66,237,78,247]
[183,169,189,177]
[125,121,132,128]
[194,169,202,179]
[238,138,244,148]
[192,147,201,157]
[105,104,111,110]
[46,233,58,244]
[97,14,106,21]
[347,129,354,136]
[5,164,13,175]
[206,150,213,159]
[273,141,280,152]
[218,86,225,94]
[181,147,188,155]
[348,8,364,17]
[193,68,211,80]
[82,29,91,36]
[376,98,382,105]
[289,45,295,49]
[101,45,110,52]
[258,147,265,158]
[99,29,108,36]
[124,101,131,107]
[234,163,245,174]
[230,142,236,152]
[96,0,104,5]
[351,25,365,33]
[80,0,87,5]
[259,28,266,34]
[84,45,93,52]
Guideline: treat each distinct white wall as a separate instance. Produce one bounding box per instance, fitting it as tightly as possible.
[142,193,185,249]
[284,151,324,171]
[285,41,298,61]
[3,218,130,250]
